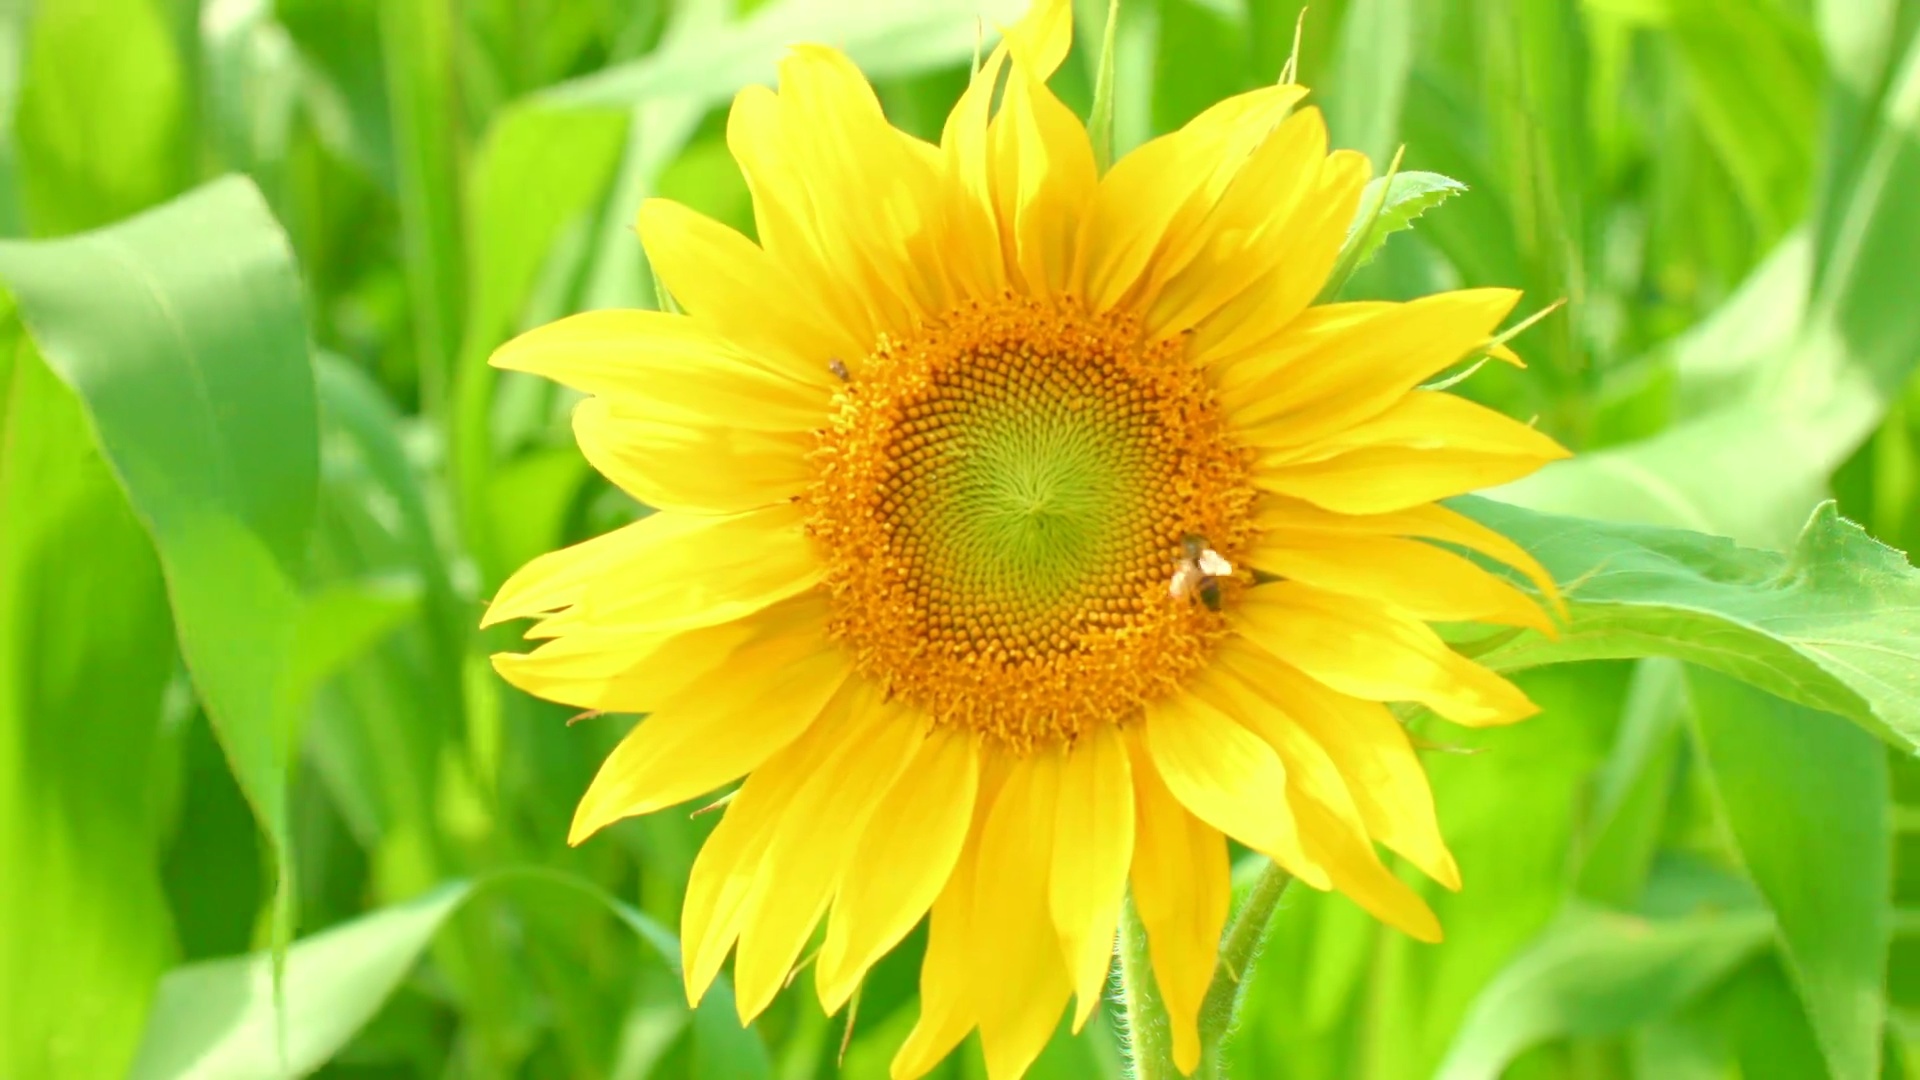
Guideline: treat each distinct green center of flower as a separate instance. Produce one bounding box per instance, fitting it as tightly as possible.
[805,296,1256,750]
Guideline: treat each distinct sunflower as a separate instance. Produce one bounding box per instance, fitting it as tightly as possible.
[482,1,1568,1076]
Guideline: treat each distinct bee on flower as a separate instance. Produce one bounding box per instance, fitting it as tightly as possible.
[482,1,1567,1077]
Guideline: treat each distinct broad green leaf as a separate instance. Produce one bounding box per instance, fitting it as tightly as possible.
[307,353,466,854]
[1644,0,1822,240]
[0,347,177,1078]
[449,103,628,580]
[1575,659,1687,907]
[1630,1015,1729,1080]
[128,883,471,1079]
[127,874,771,1080]
[1453,497,1920,753]
[273,0,395,187]
[1703,954,1834,1079]
[541,0,1023,109]
[200,0,304,177]
[1376,664,1626,1077]
[1323,0,1412,165]
[286,578,421,723]
[1689,668,1891,1080]
[0,177,319,994]
[1501,26,1920,547]
[15,0,190,236]
[1433,906,1773,1080]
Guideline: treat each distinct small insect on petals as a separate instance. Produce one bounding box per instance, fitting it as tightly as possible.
[1171,533,1235,611]
[1196,549,1234,577]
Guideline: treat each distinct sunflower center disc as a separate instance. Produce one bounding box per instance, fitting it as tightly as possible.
[805,297,1256,750]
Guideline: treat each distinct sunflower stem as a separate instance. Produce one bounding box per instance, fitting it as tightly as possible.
[1117,895,1180,1080]
[1195,861,1295,1075]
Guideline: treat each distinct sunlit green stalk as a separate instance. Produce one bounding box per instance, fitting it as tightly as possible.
[1195,861,1295,1075]
[1118,895,1180,1080]
[379,0,465,416]
[1089,0,1123,172]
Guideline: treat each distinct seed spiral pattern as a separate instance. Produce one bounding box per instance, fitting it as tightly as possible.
[804,296,1257,750]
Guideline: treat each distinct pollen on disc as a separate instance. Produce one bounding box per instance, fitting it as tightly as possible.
[804,296,1257,750]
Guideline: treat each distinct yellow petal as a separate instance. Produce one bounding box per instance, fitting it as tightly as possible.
[771,47,952,338]
[1254,497,1562,615]
[1071,84,1309,312]
[679,773,794,1007]
[487,503,821,635]
[892,870,979,1080]
[1148,121,1364,341]
[1254,392,1571,514]
[491,591,829,714]
[572,396,814,515]
[970,752,1074,1080]
[1217,290,1522,437]
[489,307,832,421]
[732,682,923,1022]
[934,0,1075,301]
[1247,528,1553,632]
[726,84,886,353]
[1217,639,1459,890]
[679,690,861,1004]
[481,514,657,628]
[638,198,867,382]
[1235,581,1538,727]
[1194,663,1441,941]
[566,631,852,843]
[1125,729,1229,1075]
[940,51,1011,299]
[1003,0,1073,79]
[893,765,1004,1080]
[818,727,981,1014]
[1177,147,1366,358]
[1048,723,1132,1031]
[1141,694,1328,887]
[991,57,1097,297]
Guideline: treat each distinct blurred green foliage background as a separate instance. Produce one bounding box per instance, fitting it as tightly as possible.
[3,0,1920,1078]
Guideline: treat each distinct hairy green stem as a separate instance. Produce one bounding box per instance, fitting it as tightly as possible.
[1118,895,1180,1080]
[1119,861,1295,1079]
[1196,861,1295,1074]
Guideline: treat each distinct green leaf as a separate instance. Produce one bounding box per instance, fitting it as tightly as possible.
[1649,0,1822,240]
[126,873,771,1080]
[286,578,422,720]
[1499,28,1920,548]
[540,0,1026,110]
[1433,905,1773,1080]
[1688,668,1891,1080]
[0,177,320,1011]
[1353,173,1469,265]
[449,102,629,581]
[1453,497,1920,753]
[0,347,178,1078]
[1323,0,1414,166]
[15,0,190,236]
[127,883,471,1079]
[1319,170,1468,302]
[1575,659,1688,907]
[378,0,465,412]
[1372,664,1628,1077]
